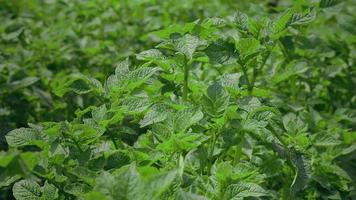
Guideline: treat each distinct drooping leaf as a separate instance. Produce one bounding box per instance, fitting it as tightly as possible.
[290,151,311,194]
[9,77,39,90]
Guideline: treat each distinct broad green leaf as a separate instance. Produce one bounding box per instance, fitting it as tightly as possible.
[9,77,39,90]
[0,151,15,167]
[143,170,178,200]
[157,132,207,153]
[290,152,311,194]
[6,128,44,147]
[176,189,208,200]
[271,62,309,85]
[202,83,230,117]
[205,40,236,64]
[51,73,103,97]
[319,0,343,8]
[289,9,316,25]
[136,49,165,61]
[92,105,107,122]
[128,67,161,84]
[41,181,59,200]
[175,34,206,60]
[237,97,261,113]
[139,104,171,127]
[95,164,143,200]
[273,9,294,37]
[83,191,108,200]
[235,38,260,61]
[70,124,105,150]
[64,183,91,196]
[115,59,130,76]
[283,113,307,134]
[20,152,39,170]
[173,108,203,133]
[220,73,241,90]
[223,182,268,199]
[121,96,151,113]
[13,180,41,200]
[234,12,249,31]
[149,22,196,39]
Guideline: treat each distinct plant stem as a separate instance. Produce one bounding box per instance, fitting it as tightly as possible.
[207,130,217,174]
[183,62,189,101]
[251,51,272,90]
[241,64,252,93]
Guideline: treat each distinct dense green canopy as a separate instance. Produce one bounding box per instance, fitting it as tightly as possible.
[1,0,355,199]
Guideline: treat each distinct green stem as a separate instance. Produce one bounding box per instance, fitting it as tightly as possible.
[241,64,252,93]
[111,137,119,149]
[267,124,288,147]
[290,76,297,101]
[183,62,189,101]
[251,50,272,89]
[207,130,217,174]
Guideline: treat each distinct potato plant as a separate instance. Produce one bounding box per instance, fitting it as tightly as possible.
[1,0,355,199]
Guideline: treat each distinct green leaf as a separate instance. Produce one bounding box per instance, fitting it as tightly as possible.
[224,182,268,199]
[290,152,311,194]
[149,22,196,39]
[6,128,44,147]
[115,59,130,77]
[273,9,294,37]
[233,12,249,32]
[136,49,165,61]
[235,38,260,61]
[202,83,230,117]
[271,62,308,85]
[157,132,207,153]
[92,105,107,122]
[140,104,171,127]
[9,77,39,90]
[128,67,161,84]
[144,170,178,200]
[83,191,109,200]
[95,164,143,200]
[51,73,103,97]
[173,108,203,133]
[319,0,343,8]
[205,40,236,64]
[282,113,307,134]
[121,96,151,113]
[20,152,39,170]
[0,151,15,167]
[176,189,208,200]
[13,180,41,200]
[41,181,59,200]
[175,34,206,60]
[289,9,316,25]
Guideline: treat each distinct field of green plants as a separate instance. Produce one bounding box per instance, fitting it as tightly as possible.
[1,0,355,199]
